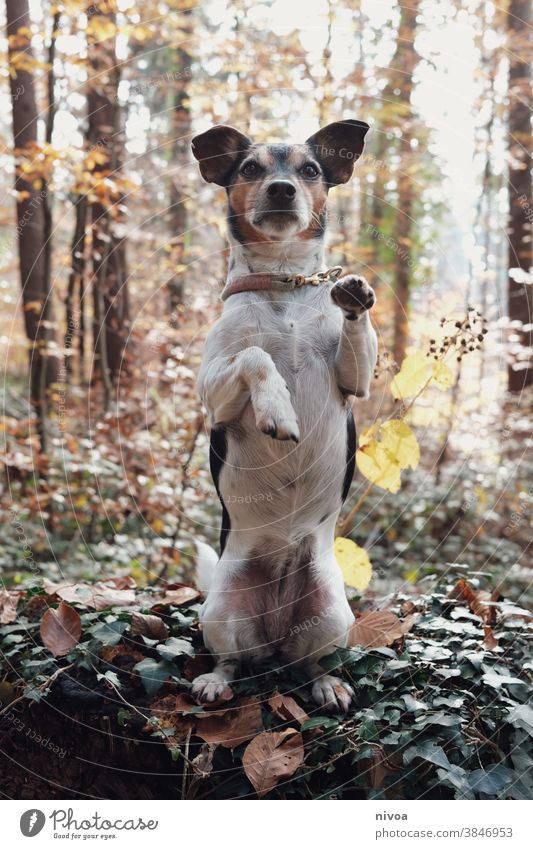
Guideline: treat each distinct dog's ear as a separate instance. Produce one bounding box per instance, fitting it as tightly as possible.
[191,125,251,186]
[306,120,369,186]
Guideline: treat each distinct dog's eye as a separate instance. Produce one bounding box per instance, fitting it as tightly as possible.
[241,162,261,178]
[301,163,319,179]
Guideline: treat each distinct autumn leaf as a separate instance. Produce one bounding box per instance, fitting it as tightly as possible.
[448,579,498,626]
[40,601,82,656]
[356,420,420,493]
[43,579,136,611]
[390,351,430,399]
[391,351,455,399]
[159,586,201,606]
[243,729,304,797]
[334,538,372,590]
[0,590,22,624]
[195,697,263,748]
[268,692,309,726]
[482,625,499,650]
[130,612,169,641]
[349,610,415,648]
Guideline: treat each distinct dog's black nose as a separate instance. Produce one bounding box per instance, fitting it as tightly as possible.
[267,180,296,201]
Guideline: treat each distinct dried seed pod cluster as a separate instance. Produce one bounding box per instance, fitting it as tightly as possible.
[431,308,488,361]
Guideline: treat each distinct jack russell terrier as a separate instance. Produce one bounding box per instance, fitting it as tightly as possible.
[191,120,377,712]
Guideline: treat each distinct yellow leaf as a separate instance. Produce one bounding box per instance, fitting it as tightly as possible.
[390,351,430,399]
[380,420,420,470]
[334,538,373,590]
[356,419,420,494]
[151,518,164,534]
[357,436,402,493]
[432,361,454,390]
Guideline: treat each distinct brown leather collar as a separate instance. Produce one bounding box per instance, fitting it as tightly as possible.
[221,266,343,301]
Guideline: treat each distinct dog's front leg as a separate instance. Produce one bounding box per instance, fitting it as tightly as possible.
[330,275,377,399]
[199,344,300,441]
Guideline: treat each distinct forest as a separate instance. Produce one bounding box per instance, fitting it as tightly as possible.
[0,0,531,801]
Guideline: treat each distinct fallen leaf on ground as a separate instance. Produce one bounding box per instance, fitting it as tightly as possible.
[107,576,136,590]
[349,609,415,648]
[0,589,22,624]
[43,579,136,611]
[482,625,499,650]
[40,601,82,656]
[268,692,309,726]
[160,586,201,606]
[448,579,497,626]
[195,697,263,748]
[243,729,304,797]
[144,695,195,744]
[172,689,234,713]
[130,611,169,641]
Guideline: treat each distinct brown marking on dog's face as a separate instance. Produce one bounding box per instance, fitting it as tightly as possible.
[225,143,329,244]
[191,122,369,245]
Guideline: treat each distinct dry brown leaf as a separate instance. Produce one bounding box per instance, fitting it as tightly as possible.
[130,611,169,641]
[98,643,145,667]
[0,589,22,624]
[43,579,136,611]
[143,695,195,744]
[243,729,304,797]
[448,579,497,626]
[91,587,137,611]
[349,609,413,648]
[40,601,82,657]
[268,692,309,726]
[160,586,200,606]
[195,697,263,748]
[107,576,136,590]
[482,625,499,650]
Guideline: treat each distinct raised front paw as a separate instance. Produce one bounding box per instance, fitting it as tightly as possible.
[252,377,300,443]
[331,275,375,320]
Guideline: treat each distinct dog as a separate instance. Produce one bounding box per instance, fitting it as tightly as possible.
[190,120,377,712]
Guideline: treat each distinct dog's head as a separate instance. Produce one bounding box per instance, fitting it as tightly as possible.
[191,120,369,244]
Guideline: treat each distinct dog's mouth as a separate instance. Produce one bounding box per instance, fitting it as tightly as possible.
[254,209,299,224]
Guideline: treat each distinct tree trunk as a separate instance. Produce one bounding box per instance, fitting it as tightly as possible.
[167,4,195,315]
[507,0,533,392]
[5,0,59,411]
[87,0,129,392]
[65,196,88,381]
[392,0,420,365]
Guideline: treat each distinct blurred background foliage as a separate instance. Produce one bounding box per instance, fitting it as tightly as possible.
[0,0,531,603]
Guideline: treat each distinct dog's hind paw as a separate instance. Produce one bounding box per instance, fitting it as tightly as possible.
[191,672,232,703]
[312,675,354,714]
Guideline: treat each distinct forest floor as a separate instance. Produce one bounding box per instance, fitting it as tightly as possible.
[0,569,531,799]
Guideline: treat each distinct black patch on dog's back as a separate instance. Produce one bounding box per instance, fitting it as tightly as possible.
[341,408,356,503]
[209,426,231,555]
